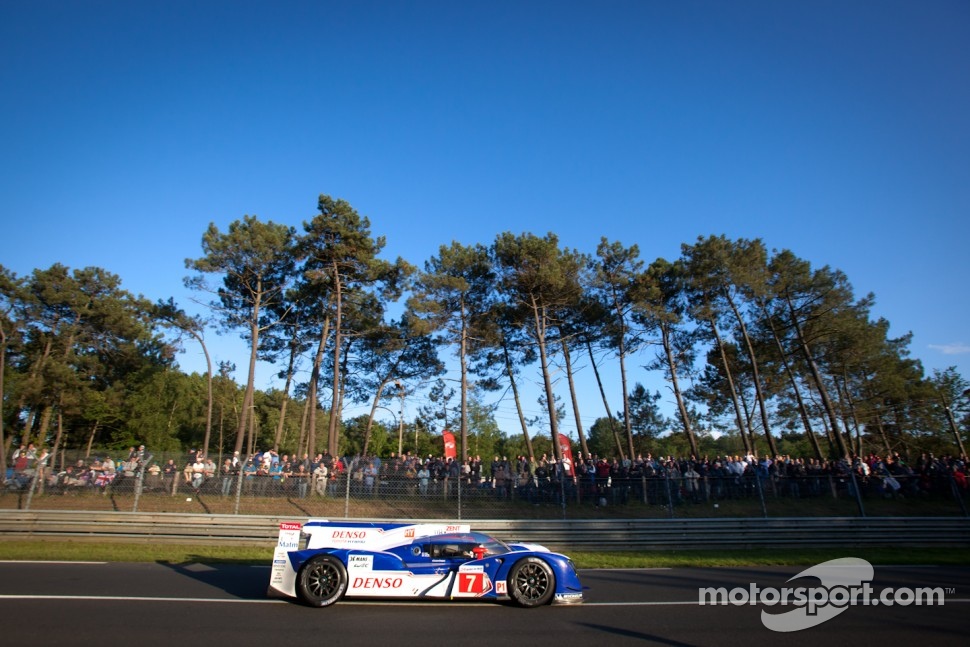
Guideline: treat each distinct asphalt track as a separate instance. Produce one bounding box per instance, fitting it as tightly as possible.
[0,561,966,646]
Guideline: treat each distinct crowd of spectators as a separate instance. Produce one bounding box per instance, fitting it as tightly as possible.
[5,441,968,507]
[5,443,152,493]
[560,450,970,506]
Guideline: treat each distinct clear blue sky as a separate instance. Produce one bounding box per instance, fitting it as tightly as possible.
[2,1,968,436]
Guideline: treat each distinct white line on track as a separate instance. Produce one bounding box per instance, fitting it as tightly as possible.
[0,561,107,565]
[3,594,968,607]
[0,594,686,606]
[0,595,284,603]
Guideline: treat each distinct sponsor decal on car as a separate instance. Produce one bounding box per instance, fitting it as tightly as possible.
[277,523,302,549]
[352,577,404,590]
[269,522,303,590]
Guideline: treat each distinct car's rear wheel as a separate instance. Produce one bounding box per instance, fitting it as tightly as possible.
[296,555,348,607]
[508,557,555,607]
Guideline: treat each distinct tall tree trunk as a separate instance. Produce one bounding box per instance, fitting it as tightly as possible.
[84,419,99,458]
[726,294,776,456]
[862,394,889,455]
[586,340,623,459]
[336,338,352,438]
[872,405,893,455]
[616,332,632,462]
[661,323,698,457]
[362,378,395,458]
[890,405,911,457]
[737,382,755,454]
[786,295,849,457]
[0,320,6,482]
[296,395,310,460]
[18,337,53,447]
[36,405,54,446]
[764,311,824,461]
[832,377,857,456]
[218,404,226,463]
[613,343,636,462]
[50,408,65,470]
[837,374,864,456]
[458,300,469,461]
[559,334,593,460]
[707,318,752,455]
[502,344,536,460]
[166,399,180,448]
[361,396,379,459]
[233,283,262,456]
[531,297,562,462]
[194,334,214,460]
[306,315,331,457]
[272,336,299,452]
[939,390,968,459]
[805,383,839,457]
[327,264,343,457]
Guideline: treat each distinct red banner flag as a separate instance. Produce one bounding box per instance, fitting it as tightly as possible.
[559,433,574,476]
[442,430,457,460]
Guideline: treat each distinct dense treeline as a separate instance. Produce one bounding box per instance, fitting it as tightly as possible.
[2,194,968,475]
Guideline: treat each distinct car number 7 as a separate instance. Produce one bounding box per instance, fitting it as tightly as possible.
[459,572,485,594]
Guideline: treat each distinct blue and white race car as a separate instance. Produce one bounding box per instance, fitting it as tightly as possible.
[267,520,584,608]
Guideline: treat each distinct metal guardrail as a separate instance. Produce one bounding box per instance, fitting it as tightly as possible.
[1,510,968,551]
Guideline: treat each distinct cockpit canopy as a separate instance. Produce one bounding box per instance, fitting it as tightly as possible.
[418,532,511,559]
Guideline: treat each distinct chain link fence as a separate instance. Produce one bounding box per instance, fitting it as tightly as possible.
[3,450,968,519]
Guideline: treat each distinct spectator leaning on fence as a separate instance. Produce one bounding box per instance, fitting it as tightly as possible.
[417,462,430,495]
[292,463,310,497]
[313,461,328,496]
[190,455,205,490]
[220,458,234,496]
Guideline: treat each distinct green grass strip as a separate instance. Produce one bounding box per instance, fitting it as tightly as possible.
[1,541,967,568]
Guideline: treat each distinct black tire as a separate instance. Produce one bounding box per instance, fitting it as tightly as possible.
[507,557,556,608]
[296,555,348,607]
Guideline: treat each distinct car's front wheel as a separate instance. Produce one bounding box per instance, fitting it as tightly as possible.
[508,557,555,607]
[296,555,348,607]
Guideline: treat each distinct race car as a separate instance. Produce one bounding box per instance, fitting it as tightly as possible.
[267,520,584,608]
